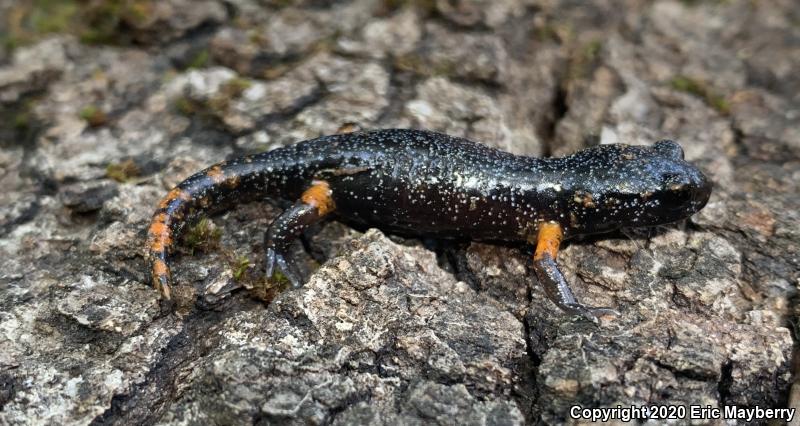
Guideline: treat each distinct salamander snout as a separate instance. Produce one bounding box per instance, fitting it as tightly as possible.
[652,139,712,211]
[686,166,712,212]
[650,158,712,229]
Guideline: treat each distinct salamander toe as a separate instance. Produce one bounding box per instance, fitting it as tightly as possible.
[265,246,305,288]
[564,304,620,324]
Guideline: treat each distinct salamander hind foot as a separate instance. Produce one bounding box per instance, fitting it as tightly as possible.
[263,180,335,289]
[264,246,305,288]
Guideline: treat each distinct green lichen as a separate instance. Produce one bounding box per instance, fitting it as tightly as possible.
[2,98,37,137]
[13,112,31,130]
[175,77,252,118]
[224,251,291,303]
[1,36,19,51]
[670,75,730,115]
[29,0,79,34]
[187,49,210,69]
[583,40,602,60]
[184,218,222,255]
[79,105,108,127]
[0,97,39,148]
[12,101,34,131]
[174,97,197,116]
[535,24,561,43]
[220,78,252,98]
[78,0,153,45]
[381,0,436,14]
[243,269,290,303]
[231,255,251,282]
[2,0,79,49]
[270,270,291,286]
[680,0,731,6]
[3,0,155,49]
[264,0,298,8]
[394,54,455,77]
[105,159,140,183]
[670,75,704,94]
[567,39,603,81]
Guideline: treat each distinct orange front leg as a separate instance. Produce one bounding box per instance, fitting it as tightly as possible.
[532,222,618,323]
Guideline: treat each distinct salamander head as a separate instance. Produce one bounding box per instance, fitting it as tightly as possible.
[562,140,712,235]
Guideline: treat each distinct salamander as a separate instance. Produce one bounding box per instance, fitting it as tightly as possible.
[145,128,712,322]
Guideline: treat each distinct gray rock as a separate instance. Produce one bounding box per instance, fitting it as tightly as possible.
[60,180,119,213]
[209,1,373,77]
[403,77,513,151]
[552,66,623,156]
[156,230,527,424]
[281,53,390,140]
[0,0,797,424]
[0,38,68,104]
[410,23,509,85]
[124,0,228,44]
[336,8,422,59]
[435,0,527,29]
[728,89,800,161]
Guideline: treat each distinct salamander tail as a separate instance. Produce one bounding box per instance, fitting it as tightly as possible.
[145,187,193,300]
[144,158,266,299]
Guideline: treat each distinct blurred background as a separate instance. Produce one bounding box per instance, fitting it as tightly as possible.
[0,0,798,424]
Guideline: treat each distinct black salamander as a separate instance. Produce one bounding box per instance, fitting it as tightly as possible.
[146,129,712,322]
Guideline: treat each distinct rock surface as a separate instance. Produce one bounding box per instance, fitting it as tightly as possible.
[0,0,797,424]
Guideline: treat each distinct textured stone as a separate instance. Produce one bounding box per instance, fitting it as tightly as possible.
[0,37,68,103]
[336,8,422,59]
[435,0,526,29]
[403,77,513,151]
[0,0,797,424]
[155,230,527,424]
[209,1,373,77]
[412,23,509,85]
[59,180,119,213]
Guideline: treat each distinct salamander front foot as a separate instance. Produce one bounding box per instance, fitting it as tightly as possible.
[532,254,619,323]
[532,222,619,324]
[560,303,619,324]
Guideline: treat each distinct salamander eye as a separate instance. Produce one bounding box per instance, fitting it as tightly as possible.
[661,172,690,193]
[653,140,684,160]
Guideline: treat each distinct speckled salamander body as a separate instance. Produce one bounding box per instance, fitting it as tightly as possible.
[146,129,711,321]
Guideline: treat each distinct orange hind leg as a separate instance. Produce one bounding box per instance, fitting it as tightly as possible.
[264,180,334,287]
